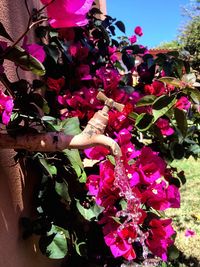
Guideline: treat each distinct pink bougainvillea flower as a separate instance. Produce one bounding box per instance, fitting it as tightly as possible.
[84,145,110,160]
[96,67,121,93]
[0,89,14,125]
[86,174,100,196]
[156,118,174,136]
[185,229,196,237]
[144,81,166,96]
[87,160,119,208]
[69,43,89,61]
[147,218,175,261]
[129,34,137,44]
[47,77,65,94]
[58,28,75,41]
[40,0,94,28]
[76,64,92,80]
[142,181,180,210]
[22,36,45,63]
[134,26,143,36]
[175,96,191,111]
[114,129,140,160]
[108,46,121,62]
[136,147,166,184]
[104,230,136,260]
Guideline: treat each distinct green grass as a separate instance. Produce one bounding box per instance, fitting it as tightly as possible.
[165,157,200,265]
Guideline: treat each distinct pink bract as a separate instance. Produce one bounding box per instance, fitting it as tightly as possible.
[144,81,166,96]
[156,118,174,136]
[185,229,196,237]
[147,218,175,261]
[104,231,136,260]
[0,90,14,125]
[84,145,110,160]
[136,147,166,184]
[129,35,137,44]
[40,0,94,28]
[134,26,143,36]
[175,96,191,110]
[22,36,46,63]
[142,181,180,210]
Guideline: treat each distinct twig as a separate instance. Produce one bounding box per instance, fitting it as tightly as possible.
[24,0,31,16]
[10,18,48,49]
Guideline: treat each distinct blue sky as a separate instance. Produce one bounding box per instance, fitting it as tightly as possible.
[106,0,191,48]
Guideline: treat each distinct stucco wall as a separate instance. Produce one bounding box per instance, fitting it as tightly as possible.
[0,1,60,266]
[0,1,107,266]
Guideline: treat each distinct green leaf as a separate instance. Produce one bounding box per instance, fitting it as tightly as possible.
[40,225,69,259]
[0,22,13,41]
[182,73,196,84]
[167,51,179,58]
[76,200,104,221]
[168,245,180,260]
[61,117,81,135]
[158,77,183,88]
[5,45,45,76]
[183,87,200,104]
[115,21,126,33]
[174,108,188,137]
[177,171,186,185]
[136,95,156,107]
[39,158,57,177]
[152,95,176,121]
[107,155,115,165]
[64,149,87,183]
[55,181,71,204]
[188,144,200,155]
[62,117,86,182]
[128,112,138,120]
[135,113,154,132]
[170,143,185,160]
[122,52,135,70]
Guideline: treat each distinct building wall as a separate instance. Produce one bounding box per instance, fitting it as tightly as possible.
[0,1,106,266]
[0,1,60,266]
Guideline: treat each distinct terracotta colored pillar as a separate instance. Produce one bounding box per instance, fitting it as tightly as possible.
[95,0,107,18]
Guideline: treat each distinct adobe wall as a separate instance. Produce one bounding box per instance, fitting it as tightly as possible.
[0,0,106,266]
[0,1,60,266]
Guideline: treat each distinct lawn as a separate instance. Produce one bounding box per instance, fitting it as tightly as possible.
[165,157,200,266]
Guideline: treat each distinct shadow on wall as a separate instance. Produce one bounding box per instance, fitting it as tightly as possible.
[0,150,61,267]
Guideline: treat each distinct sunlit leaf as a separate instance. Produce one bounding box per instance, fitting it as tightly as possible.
[182,73,196,84]
[39,225,69,259]
[55,181,71,204]
[136,95,156,107]
[61,117,81,135]
[39,158,57,177]
[76,199,104,221]
[64,149,87,183]
[152,95,176,121]
[158,77,183,88]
